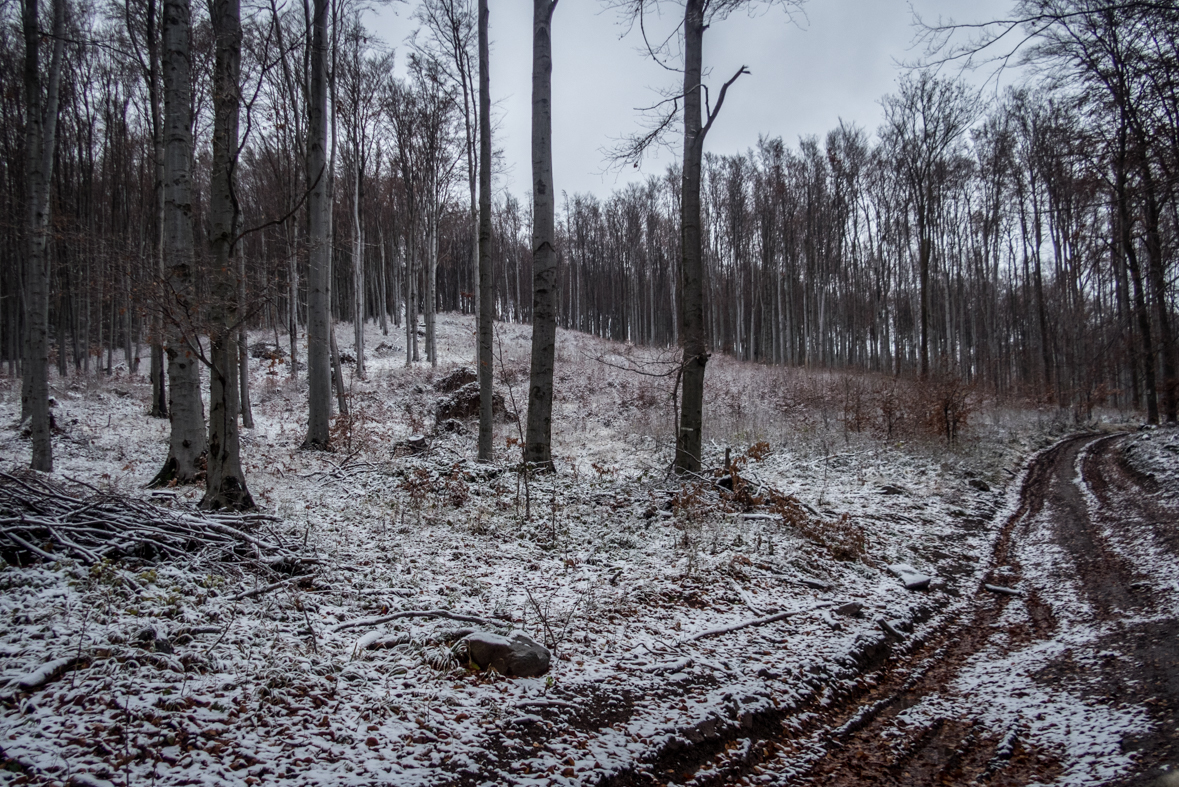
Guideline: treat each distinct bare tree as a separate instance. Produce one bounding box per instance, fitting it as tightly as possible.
[122,0,169,418]
[476,0,493,462]
[21,0,66,472]
[202,0,253,510]
[150,0,207,486]
[415,0,479,320]
[881,71,978,379]
[302,0,332,450]
[610,0,800,474]
[524,0,559,471]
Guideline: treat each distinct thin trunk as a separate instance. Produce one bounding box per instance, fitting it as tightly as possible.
[237,240,253,429]
[353,160,366,378]
[426,207,438,366]
[377,225,388,334]
[330,321,348,415]
[477,0,494,463]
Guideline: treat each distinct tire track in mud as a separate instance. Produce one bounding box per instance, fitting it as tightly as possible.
[635,432,1178,787]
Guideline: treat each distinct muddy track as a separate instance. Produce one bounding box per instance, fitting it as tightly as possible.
[641,433,1179,786]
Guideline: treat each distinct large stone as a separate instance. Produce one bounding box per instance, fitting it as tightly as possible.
[464,631,551,677]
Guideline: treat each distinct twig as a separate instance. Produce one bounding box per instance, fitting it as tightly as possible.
[330,608,498,633]
[680,602,833,643]
[232,577,300,601]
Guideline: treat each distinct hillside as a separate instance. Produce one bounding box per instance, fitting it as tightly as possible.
[1,313,1165,787]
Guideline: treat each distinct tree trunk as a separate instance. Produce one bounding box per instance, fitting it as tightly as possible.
[352,161,366,378]
[525,0,558,472]
[302,0,331,449]
[201,0,253,511]
[21,0,65,472]
[426,206,438,366]
[1142,168,1177,423]
[477,0,494,463]
[150,0,207,487]
[145,0,168,418]
[676,0,709,475]
[237,240,253,428]
[288,223,299,381]
[330,320,348,415]
[377,225,388,335]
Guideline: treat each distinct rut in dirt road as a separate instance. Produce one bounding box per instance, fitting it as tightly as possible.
[663,432,1179,787]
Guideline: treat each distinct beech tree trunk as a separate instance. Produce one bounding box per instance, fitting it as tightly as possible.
[202,0,253,510]
[676,0,709,475]
[302,0,331,449]
[21,0,65,472]
[476,0,494,463]
[524,0,558,471]
[237,241,253,428]
[352,162,366,378]
[150,0,207,487]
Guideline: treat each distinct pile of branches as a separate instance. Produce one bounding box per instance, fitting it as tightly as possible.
[0,471,308,573]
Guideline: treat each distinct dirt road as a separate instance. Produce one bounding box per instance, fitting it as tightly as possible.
[673,432,1179,786]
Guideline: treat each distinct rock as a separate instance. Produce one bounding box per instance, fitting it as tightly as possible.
[798,577,832,591]
[464,631,550,677]
[834,601,863,617]
[969,478,991,492]
[434,367,478,393]
[879,484,906,495]
[983,583,1022,596]
[878,618,905,639]
[887,563,932,591]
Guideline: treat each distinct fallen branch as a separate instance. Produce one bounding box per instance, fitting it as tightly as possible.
[513,698,577,709]
[680,602,833,643]
[0,471,302,571]
[13,655,87,692]
[233,577,301,601]
[331,608,498,633]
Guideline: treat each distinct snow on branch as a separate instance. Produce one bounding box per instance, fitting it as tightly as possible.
[0,471,304,571]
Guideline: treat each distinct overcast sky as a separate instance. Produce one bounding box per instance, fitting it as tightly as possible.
[366,0,1016,200]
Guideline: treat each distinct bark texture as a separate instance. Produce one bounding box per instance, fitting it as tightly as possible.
[476,0,493,463]
[302,0,332,450]
[150,0,207,487]
[524,0,558,472]
[202,0,253,511]
[675,0,709,475]
[22,0,66,472]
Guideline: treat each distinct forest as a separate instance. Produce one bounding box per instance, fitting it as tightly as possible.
[1,0,1178,785]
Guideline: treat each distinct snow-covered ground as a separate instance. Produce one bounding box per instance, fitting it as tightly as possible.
[0,314,1153,786]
